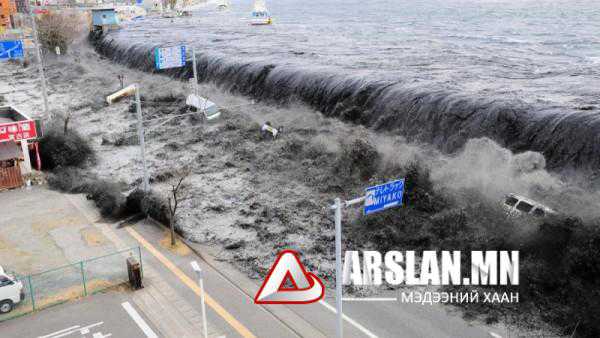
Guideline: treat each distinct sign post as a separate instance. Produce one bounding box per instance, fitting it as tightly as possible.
[154,45,186,70]
[134,85,150,192]
[185,47,220,120]
[192,47,199,96]
[330,178,405,338]
[0,40,24,60]
[364,179,405,215]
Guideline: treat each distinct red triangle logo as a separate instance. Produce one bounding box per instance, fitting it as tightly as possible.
[278,271,299,291]
[254,250,325,304]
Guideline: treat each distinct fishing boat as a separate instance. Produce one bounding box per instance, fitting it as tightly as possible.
[250,0,272,25]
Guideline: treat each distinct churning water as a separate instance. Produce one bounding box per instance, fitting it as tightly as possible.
[96,0,600,170]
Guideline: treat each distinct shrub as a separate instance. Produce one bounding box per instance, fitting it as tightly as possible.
[36,11,85,53]
[84,180,125,217]
[345,156,600,335]
[46,167,86,192]
[47,168,125,217]
[39,128,94,170]
[403,163,446,213]
[334,138,380,181]
[126,189,170,225]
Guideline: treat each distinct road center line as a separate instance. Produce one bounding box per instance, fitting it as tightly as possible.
[318,300,379,338]
[122,301,158,338]
[125,226,257,338]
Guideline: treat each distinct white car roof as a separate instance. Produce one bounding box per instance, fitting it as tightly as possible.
[506,193,556,213]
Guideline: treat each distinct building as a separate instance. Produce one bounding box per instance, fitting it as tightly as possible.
[0,141,23,189]
[0,106,40,190]
[0,0,16,30]
[13,0,27,14]
[91,8,119,33]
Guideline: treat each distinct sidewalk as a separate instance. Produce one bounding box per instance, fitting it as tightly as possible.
[65,191,380,338]
[66,192,326,338]
[66,194,226,338]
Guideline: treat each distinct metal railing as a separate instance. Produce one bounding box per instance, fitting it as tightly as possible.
[0,246,142,321]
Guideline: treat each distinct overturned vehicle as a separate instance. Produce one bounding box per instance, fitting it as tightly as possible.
[503,193,557,218]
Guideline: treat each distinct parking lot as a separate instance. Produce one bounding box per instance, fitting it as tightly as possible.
[0,186,119,275]
[1,290,159,338]
[0,186,228,338]
[0,186,138,321]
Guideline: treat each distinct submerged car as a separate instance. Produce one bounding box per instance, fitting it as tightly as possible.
[503,193,556,218]
[0,266,24,314]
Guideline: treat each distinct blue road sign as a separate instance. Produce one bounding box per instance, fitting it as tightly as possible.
[0,40,24,61]
[364,179,405,215]
[154,45,186,70]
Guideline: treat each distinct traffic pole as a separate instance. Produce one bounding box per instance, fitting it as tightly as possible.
[191,261,209,338]
[29,9,50,121]
[192,47,199,96]
[198,272,209,338]
[334,197,343,338]
[134,85,149,191]
[331,195,365,338]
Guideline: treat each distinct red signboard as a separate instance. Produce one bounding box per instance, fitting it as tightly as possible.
[0,120,37,142]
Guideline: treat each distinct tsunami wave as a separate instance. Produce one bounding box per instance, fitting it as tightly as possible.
[90,32,600,172]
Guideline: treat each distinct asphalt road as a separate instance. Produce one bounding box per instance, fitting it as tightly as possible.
[0,188,505,338]
[1,291,159,338]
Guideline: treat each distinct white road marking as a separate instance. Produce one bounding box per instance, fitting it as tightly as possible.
[318,300,379,338]
[38,326,80,338]
[342,297,398,302]
[489,332,503,338]
[39,322,104,338]
[122,301,159,338]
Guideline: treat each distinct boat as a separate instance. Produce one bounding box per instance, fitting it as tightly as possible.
[141,0,164,13]
[250,0,272,25]
[217,0,230,11]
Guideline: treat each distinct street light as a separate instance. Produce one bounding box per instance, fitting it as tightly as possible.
[190,260,209,338]
[29,6,50,121]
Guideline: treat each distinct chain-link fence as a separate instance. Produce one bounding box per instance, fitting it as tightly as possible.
[0,246,142,322]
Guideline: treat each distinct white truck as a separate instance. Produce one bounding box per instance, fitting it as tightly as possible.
[0,266,24,314]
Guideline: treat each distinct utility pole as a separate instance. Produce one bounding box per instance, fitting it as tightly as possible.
[29,8,50,121]
[190,261,209,338]
[331,196,365,338]
[135,85,150,191]
[192,47,199,96]
[106,84,150,192]
[330,178,404,338]
[333,197,344,338]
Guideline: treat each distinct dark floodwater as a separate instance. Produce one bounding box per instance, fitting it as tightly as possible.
[97,0,600,170]
[113,0,600,110]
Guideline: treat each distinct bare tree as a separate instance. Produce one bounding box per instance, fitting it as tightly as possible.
[62,111,72,135]
[35,11,86,53]
[167,169,191,246]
